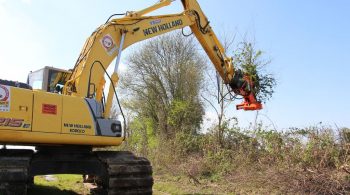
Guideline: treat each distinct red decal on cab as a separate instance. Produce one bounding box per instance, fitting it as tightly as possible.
[42,104,57,115]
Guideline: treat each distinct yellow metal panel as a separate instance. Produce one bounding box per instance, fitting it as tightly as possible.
[0,130,123,146]
[62,96,95,136]
[0,86,33,131]
[32,91,62,133]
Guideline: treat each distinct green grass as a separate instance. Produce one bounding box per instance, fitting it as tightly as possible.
[154,181,186,194]
[27,173,260,195]
[28,175,238,195]
[28,175,89,195]
[29,174,235,195]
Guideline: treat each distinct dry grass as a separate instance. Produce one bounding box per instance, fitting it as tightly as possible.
[146,126,350,194]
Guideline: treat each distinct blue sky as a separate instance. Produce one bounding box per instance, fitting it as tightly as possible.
[0,0,349,129]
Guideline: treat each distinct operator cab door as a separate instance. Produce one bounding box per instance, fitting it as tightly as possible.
[0,85,33,131]
[27,66,71,133]
[32,91,62,133]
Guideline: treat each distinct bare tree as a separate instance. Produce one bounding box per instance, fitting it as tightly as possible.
[121,32,205,141]
[202,34,276,146]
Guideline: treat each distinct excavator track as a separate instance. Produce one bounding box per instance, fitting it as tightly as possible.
[92,151,153,195]
[0,148,153,195]
[0,149,33,195]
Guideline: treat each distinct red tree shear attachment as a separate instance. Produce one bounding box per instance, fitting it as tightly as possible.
[236,92,263,111]
[229,71,263,111]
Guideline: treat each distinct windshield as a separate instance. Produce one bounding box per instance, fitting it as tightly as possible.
[28,69,44,90]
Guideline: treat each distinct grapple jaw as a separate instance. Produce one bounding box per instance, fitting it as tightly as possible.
[236,93,263,111]
[229,69,263,111]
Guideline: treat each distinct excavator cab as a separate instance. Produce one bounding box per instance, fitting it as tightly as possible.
[27,66,71,93]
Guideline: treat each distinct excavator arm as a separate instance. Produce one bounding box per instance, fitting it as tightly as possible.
[64,0,262,116]
[181,0,262,111]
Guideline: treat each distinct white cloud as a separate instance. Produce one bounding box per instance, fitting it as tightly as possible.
[204,111,218,123]
[201,111,218,133]
[0,0,5,16]
[21,0,32,5]
[0,2,48,82]
[118,62,128,73]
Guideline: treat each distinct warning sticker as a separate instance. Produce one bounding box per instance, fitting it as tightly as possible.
[42,104,57,115]
[0,85,10,112]
[100,34,118,56]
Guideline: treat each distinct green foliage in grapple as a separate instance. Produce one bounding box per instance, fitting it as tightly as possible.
[233,42,276,103]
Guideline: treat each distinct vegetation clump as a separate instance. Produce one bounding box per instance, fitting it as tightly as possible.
[118,32,349,194]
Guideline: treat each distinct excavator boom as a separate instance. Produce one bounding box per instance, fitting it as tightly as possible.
[64,0,262,112]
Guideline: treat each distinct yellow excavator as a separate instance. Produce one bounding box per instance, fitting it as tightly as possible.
[0,0,262,194]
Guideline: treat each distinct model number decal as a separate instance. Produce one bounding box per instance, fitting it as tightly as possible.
[0,117,30,128]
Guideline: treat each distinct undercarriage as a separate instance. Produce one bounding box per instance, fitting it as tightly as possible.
[0,146,153,195]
